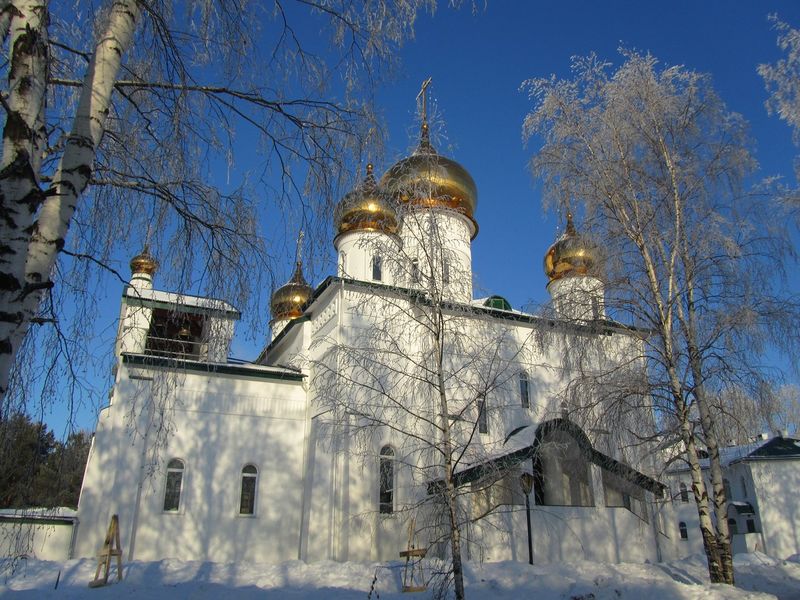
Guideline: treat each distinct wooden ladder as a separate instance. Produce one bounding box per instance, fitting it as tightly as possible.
[400,519,427,593]
[88,514,123,588]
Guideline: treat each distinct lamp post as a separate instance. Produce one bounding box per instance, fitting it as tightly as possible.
[520,472,534,565]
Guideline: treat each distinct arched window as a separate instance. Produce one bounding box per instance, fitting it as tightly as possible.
[728,518,738,535]
[372,255,383,281]
[379,446,395,514]
[679,521,688,540]
[740,476,748,498]
[723,478,732,500]
[411,259,420,283]
[442,258,450,285]
[519,372,530,408]
[239,464,258,515]
[163,458,185,512]
[477,399,488,434]
[679,482,689,503]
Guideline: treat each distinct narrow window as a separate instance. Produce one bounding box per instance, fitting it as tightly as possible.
[372,255,383,281]
[728,518,738,535]
[477,399,488,434]
[679,521,688,540]
[591,296,600,319]
[740,476,747,498]
[163,458,185,512]
[379,445,395,514]
[746,518,756,533]
[442,258,450,285]
[679,482,689,503]
[519,372,530,408]
[723,478,732,500]
[411,259,420,283]
[239,464,258,515]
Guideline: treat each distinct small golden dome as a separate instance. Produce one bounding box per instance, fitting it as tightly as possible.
[130,248,158,276]
[334,164,398,237]
[380,124,478,229]
[270,262,312,322]
[544,213,600,282]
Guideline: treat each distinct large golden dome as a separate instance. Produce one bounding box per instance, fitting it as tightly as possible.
[130,247,158,276]
[544,213,600,282]
[334,164,398,237]
[380,124,478,233]
[270,262,312,322]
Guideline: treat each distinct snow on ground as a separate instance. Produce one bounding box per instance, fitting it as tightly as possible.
[1,553,798,599]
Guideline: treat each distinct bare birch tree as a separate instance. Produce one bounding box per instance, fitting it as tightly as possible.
[523,51,799,584]
[0,0,451,418]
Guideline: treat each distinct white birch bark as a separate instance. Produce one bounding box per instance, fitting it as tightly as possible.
[0,0,142,404]
[0,1,15,42]
[0,0,48,402]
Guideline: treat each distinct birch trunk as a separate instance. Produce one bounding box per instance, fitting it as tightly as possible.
[435,315,466,600]
[0,1,15,43]
[679,403,725,582]
[0,0,142,406]
[0,0,48,403]
[683,305,735,583]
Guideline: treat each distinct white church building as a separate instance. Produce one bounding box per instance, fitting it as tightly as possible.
[72,107,680,567]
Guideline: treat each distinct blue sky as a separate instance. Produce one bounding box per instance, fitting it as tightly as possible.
[50,1,800,433]
[369,0,800,311]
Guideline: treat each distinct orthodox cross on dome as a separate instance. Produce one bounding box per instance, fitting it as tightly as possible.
[416,77,434,151]
[416,76,432,124]
[565,210,576,236]
[295,229,305,267]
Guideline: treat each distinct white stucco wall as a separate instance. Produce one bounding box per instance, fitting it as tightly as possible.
[750,460,800,559]
[0,516,75,560]
[75,362,307,563]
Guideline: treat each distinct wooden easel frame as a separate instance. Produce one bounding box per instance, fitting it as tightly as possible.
[89,514,123,588]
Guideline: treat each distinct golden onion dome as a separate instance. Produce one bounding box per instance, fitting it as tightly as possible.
[270,261,312,322]
[544,213,600,282]
[130,247,158,276]
[379,123,478,233]
[334,164,398,237]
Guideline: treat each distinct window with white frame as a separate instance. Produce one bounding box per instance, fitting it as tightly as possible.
[239,464,258,515]
[379,445,395,514]
[372,255,383,281]
[679,482,689,503]
[411,258,420,283]
[163,458,185,512]
[519,371,530,408]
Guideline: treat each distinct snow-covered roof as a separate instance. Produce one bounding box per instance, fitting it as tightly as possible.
[123,287,239,317]
[122,353,304,381]
[0,507,77,523]
[668,435,800,472]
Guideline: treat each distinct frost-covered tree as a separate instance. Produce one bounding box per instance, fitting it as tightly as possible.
[0,0,447,419]
[523,51,799,584]
[760,15,800,194]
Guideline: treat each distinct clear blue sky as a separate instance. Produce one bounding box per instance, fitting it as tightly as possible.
[52,0,800,433]
[369,0,800,312]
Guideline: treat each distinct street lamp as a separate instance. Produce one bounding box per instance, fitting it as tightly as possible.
[519,472,534,565]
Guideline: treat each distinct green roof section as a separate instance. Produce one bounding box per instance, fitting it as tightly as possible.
[483,295,512,311]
